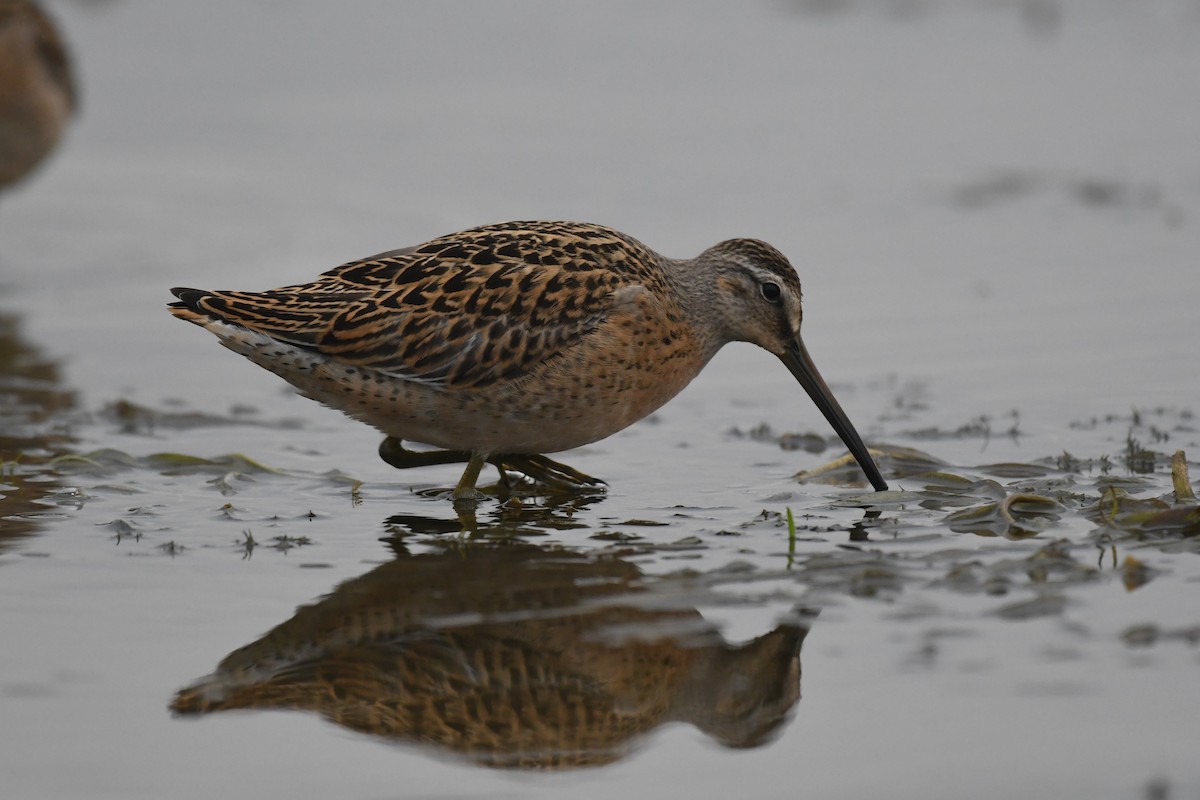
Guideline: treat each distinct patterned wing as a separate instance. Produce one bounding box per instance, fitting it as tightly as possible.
[171,222,659,389]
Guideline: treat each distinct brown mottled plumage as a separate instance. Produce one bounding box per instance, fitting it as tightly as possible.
[170,545,810,769]
[0,0,75,189]
[169,221,887,498]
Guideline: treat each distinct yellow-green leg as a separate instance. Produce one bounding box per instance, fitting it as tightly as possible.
[379,436,473,469]
[452,452,488,501]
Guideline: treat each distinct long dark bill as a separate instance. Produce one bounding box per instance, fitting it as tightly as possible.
[782,339,888,492]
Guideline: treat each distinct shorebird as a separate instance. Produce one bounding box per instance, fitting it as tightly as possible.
[0,0,75,190]
[169,221,888,498]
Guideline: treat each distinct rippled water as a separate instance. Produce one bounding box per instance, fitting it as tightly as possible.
[2,1,1199,798]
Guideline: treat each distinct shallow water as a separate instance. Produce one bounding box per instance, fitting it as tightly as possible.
[2,1,1199,798]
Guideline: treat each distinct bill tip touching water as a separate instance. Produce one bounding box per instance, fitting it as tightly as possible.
[168,221,888,499]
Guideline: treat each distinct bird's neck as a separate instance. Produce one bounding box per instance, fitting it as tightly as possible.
[658,257,735,358]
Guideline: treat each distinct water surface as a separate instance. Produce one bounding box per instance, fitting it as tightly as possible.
[2,2,1198,798]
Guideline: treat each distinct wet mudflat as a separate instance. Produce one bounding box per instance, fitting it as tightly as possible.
[2,2,1199,799]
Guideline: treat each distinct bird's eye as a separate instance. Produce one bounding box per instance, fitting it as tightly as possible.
[760,281,782,303]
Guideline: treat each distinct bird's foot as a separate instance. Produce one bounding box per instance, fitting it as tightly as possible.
[379,437,606,497]
[493,454,607,494]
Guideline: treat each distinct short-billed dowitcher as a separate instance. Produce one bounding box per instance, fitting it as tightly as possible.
[0,0,75,189]
[169,221,888,498]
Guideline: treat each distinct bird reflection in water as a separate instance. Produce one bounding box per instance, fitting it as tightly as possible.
[396,488,604,537]
[171,539,812,769]
[0,311,75,549]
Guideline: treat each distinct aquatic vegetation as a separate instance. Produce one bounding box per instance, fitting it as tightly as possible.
[793,440,1199,544]
[943,493,1065,539]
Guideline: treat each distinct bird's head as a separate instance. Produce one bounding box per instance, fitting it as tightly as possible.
[695,238,888,492]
